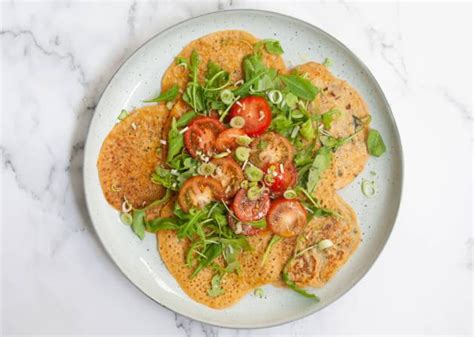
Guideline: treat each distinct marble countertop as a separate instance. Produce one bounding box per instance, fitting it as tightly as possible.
[1,1,472,336]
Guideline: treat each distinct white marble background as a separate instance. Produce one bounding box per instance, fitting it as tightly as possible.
[1,1,472,336]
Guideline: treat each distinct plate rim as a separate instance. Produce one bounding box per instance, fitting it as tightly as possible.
[83,8,404,329]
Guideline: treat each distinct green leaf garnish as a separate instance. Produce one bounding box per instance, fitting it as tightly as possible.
[167,117,184,163]
[144,84,179,103]
[208,274,225,297]
[367,129,386,157]
[306,147,332,193]
[280,74,319,101]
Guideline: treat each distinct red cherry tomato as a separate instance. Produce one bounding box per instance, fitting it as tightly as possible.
[228,96,272,137]
[249,132,295,168]
[214,128,247,152]
[263,162,297,197]
[211,157,244,199]
[266,198,307,238]
[231,188,270,222]
[178,176,224,212]
[227,213,263,236]
[184,116,225,157]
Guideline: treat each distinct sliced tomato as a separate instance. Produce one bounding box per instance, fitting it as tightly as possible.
[263,162,297,197]
[211,157,244,198]
[228,96,271,137]
[178,176,224,212]
[184,116,225,157]
[227,213,263,236]
[232,188,270,222]
[214,128,247,152]
[250,132,295,168]
[266,198,307,238]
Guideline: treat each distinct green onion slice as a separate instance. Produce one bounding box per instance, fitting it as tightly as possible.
[230,116,245,129]
[267,90,283,105]
[361,179,376,198]
[244,165,264,182]
[120,212,133,226]
[117,109,128,121]
[198,163,216,176]
[317,239,333,250]
[283,189,297,199]
[236,135,252,146]
[235,146,250,162]
[220,89,235,105]
[247,185,263,200]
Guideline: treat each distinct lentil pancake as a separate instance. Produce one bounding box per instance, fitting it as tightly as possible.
[97,31,386,309]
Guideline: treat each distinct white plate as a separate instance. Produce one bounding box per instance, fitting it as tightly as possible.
[83,9,403,329]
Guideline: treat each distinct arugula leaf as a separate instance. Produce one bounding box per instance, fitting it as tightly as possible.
[191,243,223,278]
[261,235,281,266]
[306,147,332,193]
[263,39,284,55]
[131,210,146,240]
[167,117,184,163]
[282,269,320,301]
[367,129,386,157]
[208,274,225,297]
[176,111,197,128]
[280,74,319,101]
[300,119,315,140]
[144,84,179,103]
[321,108,340,129]
[146,217,178,232]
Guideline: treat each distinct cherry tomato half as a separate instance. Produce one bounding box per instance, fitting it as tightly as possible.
[178,176,224,212]
[184,116,225,157]
[227,213,263,236]
[211,157,244,199]
[266,198,307,238]
[250,132,295,168]
[232,188,270,222]
[264,162,297,198]
[228,96,272,137]
[214,128,247,152]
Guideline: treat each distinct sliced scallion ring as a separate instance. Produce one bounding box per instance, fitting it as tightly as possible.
[235,146,250,162]
[230,116,245,129]
[247,185,263,200]
[198,163,216,176]
[291,110,304,120]
[220,89,235,105]
[254,288,265,298]
[290,125,300,139]
[236,135,252,146]
[240,180,249,189]
[120,212,133,226]
[117,109,128,121]
[267,90,283,105]
[244,165,263,182]
[121,199,132,213]
[361,179,376,198]
[283,189,297,199]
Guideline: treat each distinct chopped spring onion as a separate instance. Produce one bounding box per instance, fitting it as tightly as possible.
[244,165,263,182]
[220,89,235,105]
[267,90,283,104]
[290,125,300,139]
[197,163,216,176]
[117,109,128,121]
[120,212,133,226]
[213,152,230,159]
[235,146,250,162]
[247,185,263,200]
[236,135,252,146]
[283,189,297,199]
[111,184,121,192]
[318,239,334,250]
[166,101,174,110]
[240,180,249,189]
[254,288,265,298]
[234,79,244,86]
[361,179,376,198]
[284,92,298,109]
[230,116,245,128]
[291,110,304,120]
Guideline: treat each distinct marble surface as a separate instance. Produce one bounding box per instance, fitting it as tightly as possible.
[1,1,472,336]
